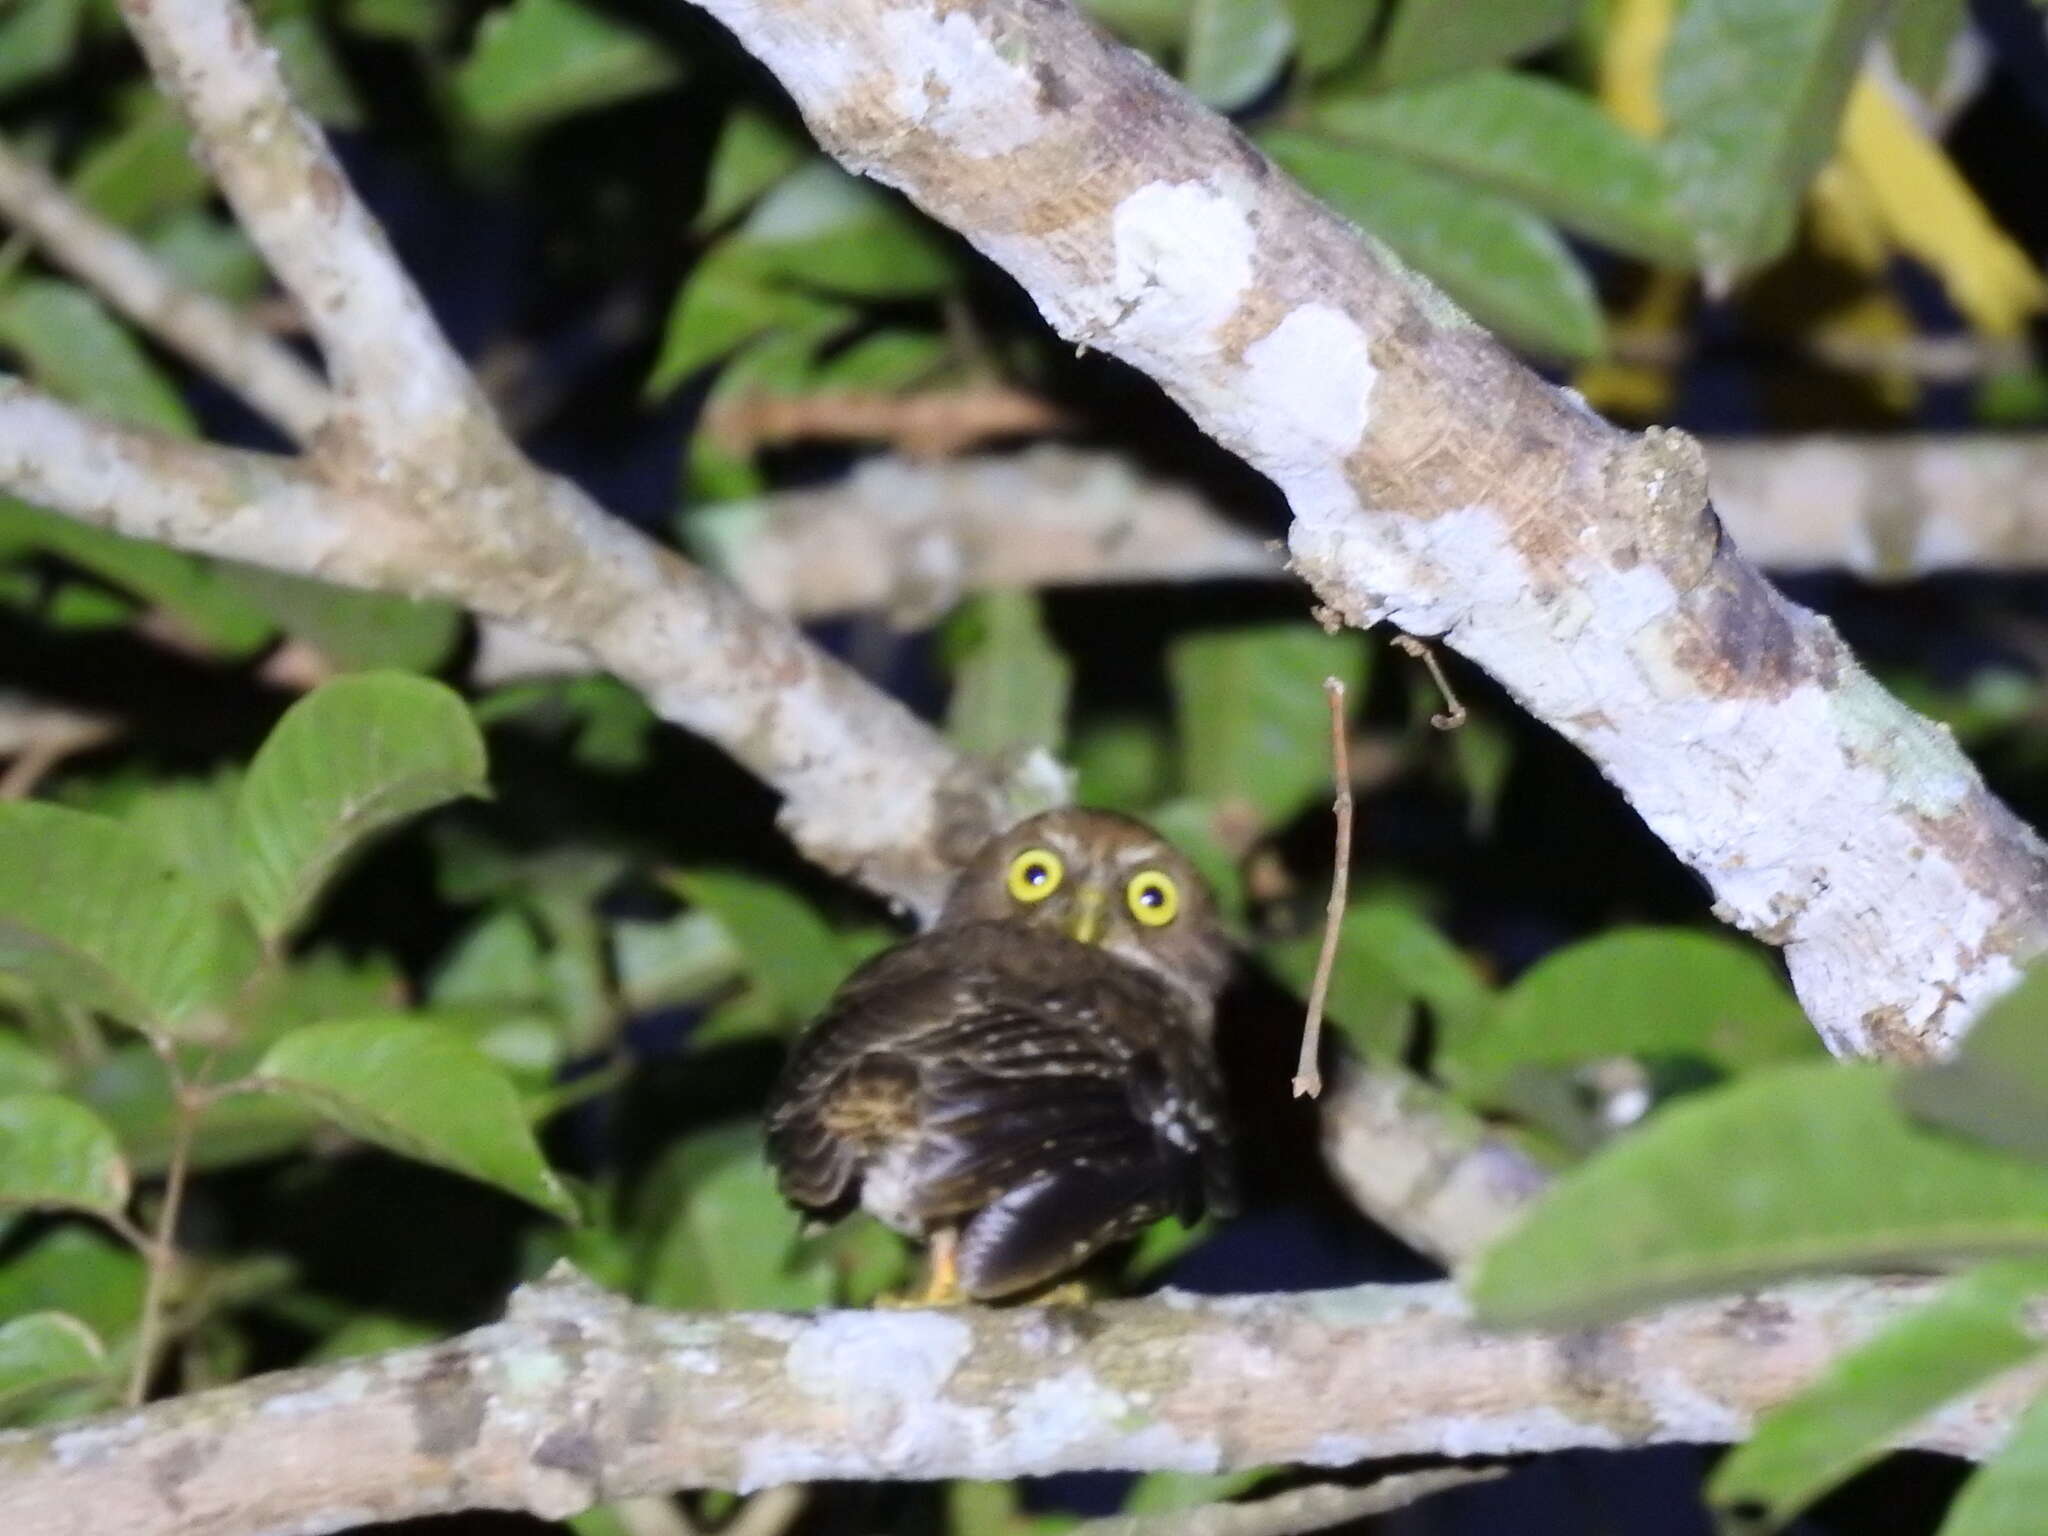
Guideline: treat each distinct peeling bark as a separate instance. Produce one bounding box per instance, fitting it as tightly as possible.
[676,0,2048,1057]
[0,1269,2022,1536]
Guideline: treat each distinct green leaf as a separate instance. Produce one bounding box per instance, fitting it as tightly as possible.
[1168,621,1367,828]
[1313,70,1692,263]
[1451,928,1816,1095]
[80,1042,314,1177]
[117,769,243,906]
[1265,899,1493,1059]
[1072,717,1172,815]
[0,1094,127,1216]
[0,1034,59,1098]
[0,0,84,101]
[233,673,489,941]
[0,1228,143,1342]
[696,107,807,232]
[736,161,955,298]
[945,592,1073,761]
[1287,0,1380,76]
[1184,0,1293,111]
[144,210,268,304]
[1124,1469,1268,1516]
[222,568,462,674]
[1939,1389,2048,1536]
[1263,131,1602,358]
[1889,0,1967,99]
[1661,0,1890,279]
[811,328,949,391]
[1471,1062,2048,1328]
[0,279,192,433]
[0,802,254,1037]
[1710,1259,2048,1528]
[69,90,210,231]
[648,244,857,395]
[1368,0,1579,89]
[664,869,848,1022]
[0,500,277,656]
[252,1017,575,1219]
[1080,0,1192,51]
[455,0,680,133]
[635,1123,831,1310]
[611,911,740,1013]
[0,1313,107,1417]
[1900,962,2048,1165]
[265,11,362,128]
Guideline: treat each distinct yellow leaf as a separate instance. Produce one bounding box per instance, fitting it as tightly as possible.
[1839,72,2048,336]
[1807,160,1889,276]
[1574,268,1691,419]
[1598,0,1674,139]
[1809,289,1921,414]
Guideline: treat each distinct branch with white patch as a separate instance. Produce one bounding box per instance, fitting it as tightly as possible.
[0,1268,2019,1536]
[678,0,2048,1059]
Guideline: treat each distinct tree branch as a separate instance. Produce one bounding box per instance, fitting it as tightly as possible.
[676,0,2048,1059]
[0,1268,2022,1536]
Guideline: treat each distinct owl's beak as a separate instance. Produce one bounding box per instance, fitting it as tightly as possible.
[1067,885,1108,946]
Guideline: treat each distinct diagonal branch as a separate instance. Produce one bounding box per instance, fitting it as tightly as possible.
[0,1268,2024,1536]
[675,0,2048,1060]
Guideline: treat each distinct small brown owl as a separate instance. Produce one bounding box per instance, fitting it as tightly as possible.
[765,808,1236,1302]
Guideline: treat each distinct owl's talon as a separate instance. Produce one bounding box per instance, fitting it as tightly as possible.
[879,1228,967,1307]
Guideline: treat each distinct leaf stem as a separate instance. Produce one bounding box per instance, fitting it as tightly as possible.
[126,1047,207,1406]
[1292,676,1353,1099]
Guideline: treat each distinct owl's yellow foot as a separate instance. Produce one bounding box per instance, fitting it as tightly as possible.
[878,1228,966,1308]
[1027,1278,1098,1307]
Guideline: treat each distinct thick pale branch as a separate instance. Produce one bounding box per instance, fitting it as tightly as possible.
[0,1270,2022,1536]
[679,0,2048,1058]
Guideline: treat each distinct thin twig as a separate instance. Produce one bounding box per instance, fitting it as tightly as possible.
[126,1052,204,1406]
[1391,634,1467,730]
[1292,676,1353,1099]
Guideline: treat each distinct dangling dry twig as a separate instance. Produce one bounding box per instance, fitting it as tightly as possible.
[1391,633,1467,730]
[1292,675,1353,1099]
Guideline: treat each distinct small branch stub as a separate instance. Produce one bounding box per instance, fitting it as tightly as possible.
[1293,675,1353,1098]
[1391,635,1467,731]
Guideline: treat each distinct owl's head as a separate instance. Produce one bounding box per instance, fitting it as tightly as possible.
[939,808,1233,1016]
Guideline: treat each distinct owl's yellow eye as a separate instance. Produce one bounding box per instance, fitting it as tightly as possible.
[1126,870,1180,926]
[1006,848,1064,903]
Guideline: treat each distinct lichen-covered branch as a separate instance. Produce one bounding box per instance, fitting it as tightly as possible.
[693,444,1276,622]
[0,1268,2022,1536]
[678,0,2048,1058]
[1709,433,2048,576]
[83,0,1012,917]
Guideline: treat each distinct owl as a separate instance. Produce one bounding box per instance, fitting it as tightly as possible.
[765,808,1237,1302]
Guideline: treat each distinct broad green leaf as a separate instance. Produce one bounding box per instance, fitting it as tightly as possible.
[118,769,243,905]
[1079,0,1190,50]
[664,869,849,1022]
[0,279,192,433]
[1661,0,1890,279]
[345,0,455,43]
[696,107,807,232]
[0,0,84,101]
[1124,1469,1267,1516]
[648,245,856,395]
[455,0,680,132]
[1072,717,1172,814]
[636,1123,831,1310]
[1168,621,1367,828]
[1313,70,1692,263]
[1263,131,1602,359]
[680,317,851,497]
[1889,0,1968,99]
[945,592,1072,761]
[0,802,254,1036]
[239,947,406,1040]
[476,675,657,773]
[223,567,462,674]
[252,1017,576,1219]
[736,162,955,298]
[144,210,267,304]
[1900,962,2048,1165]
[811,328,949,391]
[432,909,551,1011]
[265,11,362,128]
[0,1228,144,1341]
[0,1313,106,1417]
[611,911,740,1013]
[1939,1389,2048,1536]
[1265,899,1493,1059]
[1452,928,1815,1094]
[233,673,489,941]
[301,1311,439,1365]
[0,1094,127,1216]
[1710,1259,2048,1528]
[1184,0,1293,111]
[1368,0,1579,89]
[0,500,277,656]
[0,1035,58,1098]
[1287,0,1379,75]
[69,90,210,230]
[1471,1062,2048,1328]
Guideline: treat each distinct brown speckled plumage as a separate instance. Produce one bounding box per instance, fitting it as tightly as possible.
[765,809,1236,1300]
